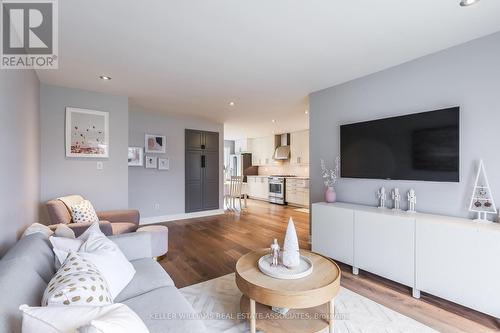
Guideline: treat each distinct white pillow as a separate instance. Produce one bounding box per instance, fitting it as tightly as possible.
[50,223,105,267]
[71,200,99,223]
[42,252,112,307]
[51,222,135,299]
[50,236,83,268]
[77,304,149,333]
[19,303,149,333]
[55,223,76,239]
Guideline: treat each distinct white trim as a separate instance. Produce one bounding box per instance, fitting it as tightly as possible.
[140,209,225,225]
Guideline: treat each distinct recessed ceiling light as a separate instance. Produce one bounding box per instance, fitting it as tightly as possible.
[305,110,309,114]
[460,0,480,6]
[229,101,235,106]
[272,119,276,123]
[99,75,112,80]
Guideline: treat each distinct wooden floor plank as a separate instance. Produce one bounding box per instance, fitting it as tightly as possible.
[156,199,499,333]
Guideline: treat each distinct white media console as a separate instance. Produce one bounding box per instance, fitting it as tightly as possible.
[311,202,500,318]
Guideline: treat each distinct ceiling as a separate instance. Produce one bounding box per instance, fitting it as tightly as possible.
[37,0,500,140]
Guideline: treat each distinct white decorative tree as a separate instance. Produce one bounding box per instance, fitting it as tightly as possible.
[282,217,300,268]
[469,159,497,222]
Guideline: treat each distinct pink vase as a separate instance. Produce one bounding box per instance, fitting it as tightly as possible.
[325,186,337,203]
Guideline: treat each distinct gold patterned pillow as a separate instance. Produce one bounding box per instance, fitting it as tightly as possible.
[42,251,112,306]
[70,200,99,223]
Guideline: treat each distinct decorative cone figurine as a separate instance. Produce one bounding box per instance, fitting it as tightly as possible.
[282,217,300,268]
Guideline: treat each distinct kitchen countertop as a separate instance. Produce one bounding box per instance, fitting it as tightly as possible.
[247,175,310,179]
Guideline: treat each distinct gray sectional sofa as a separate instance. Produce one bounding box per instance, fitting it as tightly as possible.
[0,232,206,333]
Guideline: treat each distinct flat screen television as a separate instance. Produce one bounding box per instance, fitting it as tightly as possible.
[340,107,459,182]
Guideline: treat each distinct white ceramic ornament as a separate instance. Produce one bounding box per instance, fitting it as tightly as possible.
[282,217,300,268]
[407,189,417,213]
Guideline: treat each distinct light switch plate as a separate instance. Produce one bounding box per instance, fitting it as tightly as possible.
[96,161,103,170]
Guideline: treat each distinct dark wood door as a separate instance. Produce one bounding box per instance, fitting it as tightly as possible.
[185,150,203,212]
[204,132,219,152]
[186,129,203,150]
[185,129,219,213]
[203,151,220,210]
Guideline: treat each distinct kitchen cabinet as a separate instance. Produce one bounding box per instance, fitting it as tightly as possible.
[235,139,252,153]
[246,176,269,200]
[250,136,275,166]
[286,178,309,207]
[290,130,309,165]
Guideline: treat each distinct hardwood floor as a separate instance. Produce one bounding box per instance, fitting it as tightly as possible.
[157,199,499,333]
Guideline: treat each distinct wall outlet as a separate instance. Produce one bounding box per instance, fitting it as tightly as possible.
[154,203,160,210]
[96,162,103,170]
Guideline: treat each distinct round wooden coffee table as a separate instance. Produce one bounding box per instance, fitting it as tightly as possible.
[235,249,341,333]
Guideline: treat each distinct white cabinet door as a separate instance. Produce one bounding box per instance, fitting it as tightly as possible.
[416,217,500,318]
[263,136,275,165]
[290,130,309,165]
[312,203,354,265]
[251,138,262,166]
[354,211,415,287]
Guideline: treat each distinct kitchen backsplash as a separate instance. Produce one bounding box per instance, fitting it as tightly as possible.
[258,162,309,177]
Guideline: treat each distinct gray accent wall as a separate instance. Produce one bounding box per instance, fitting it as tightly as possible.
[129,108,224,219]
[310,32,500,219]
[0,70,40,255]
[40,84,129,221]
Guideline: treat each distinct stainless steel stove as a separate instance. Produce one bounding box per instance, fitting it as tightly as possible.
[268,175,296,205]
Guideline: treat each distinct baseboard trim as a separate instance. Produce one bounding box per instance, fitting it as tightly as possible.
[140,209,225,225]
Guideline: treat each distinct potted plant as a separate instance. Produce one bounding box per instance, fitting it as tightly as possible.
[321,157,340,203]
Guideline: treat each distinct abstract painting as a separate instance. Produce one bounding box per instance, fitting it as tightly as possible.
[145,134,166,153]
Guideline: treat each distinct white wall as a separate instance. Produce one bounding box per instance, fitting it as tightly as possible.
[310,32,500,219]
[129,107,224,219]
[40,84,129,222]
[0,70,40,255]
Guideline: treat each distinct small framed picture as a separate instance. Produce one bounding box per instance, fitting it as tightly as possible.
[145,156,157,169]
[66,107,109,158]
[128,147,144,166]
[145,134,166,154]
[158,158,170,170]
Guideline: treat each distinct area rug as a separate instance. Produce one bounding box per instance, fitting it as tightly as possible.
[180,273,437,333]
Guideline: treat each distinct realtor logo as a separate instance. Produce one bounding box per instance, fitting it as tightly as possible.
[1,0,58,69]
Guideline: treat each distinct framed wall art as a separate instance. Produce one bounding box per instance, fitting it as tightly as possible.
[128,147,144,166]
[158,158,170,170]
[66,107,109,158]
[145,134,166,154]
[145,156,158,169]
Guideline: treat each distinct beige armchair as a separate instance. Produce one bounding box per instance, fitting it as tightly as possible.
[46,195,140,237]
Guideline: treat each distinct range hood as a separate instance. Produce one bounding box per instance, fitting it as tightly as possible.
[274,133,290,160]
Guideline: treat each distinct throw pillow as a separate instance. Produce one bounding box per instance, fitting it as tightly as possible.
[50,236,84,268]
[50,222,106,268]
[77,304,149,333]
[71,200,99,224]
[19,303,149,333]
[50,222,135,299]
[55,223,77,239]
[42,252,112,307]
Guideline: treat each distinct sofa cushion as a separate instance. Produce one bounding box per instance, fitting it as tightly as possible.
[2,233,55,282]
[0,258,47,333]
[42,252,112,307]
[20,303,149,333]
[123,286,206,333]
[115,258,175,302]
[111,222,138,235]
